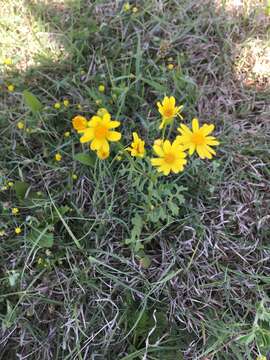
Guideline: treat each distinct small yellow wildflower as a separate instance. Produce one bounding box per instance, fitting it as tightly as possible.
[116,155,122,161]
[80,112,121,153]
[1,186,8,191]
[63,99,70,107]
[123,2,131,11]
[12,207,19,215]
[64,131,70,138]
[17,121,25,129]
[98,84,105,93]
[95,99,102,105]
[97,108,109,117]
[15,227,22,235]
[157,96,183,129]
[72,115,88,131]
[97,147,110,160]
[151,139,187,176]
[167,63,174,70]
[72,174,78,180]
[8,181,14,187]
[77,104,82,110]
[132,6,138,13]
[0,230,6,237]
[55,153,62,161]
[3,58,12,66]
[257,356,267,360]
[176,118,219,159]
[126,132,145,158]
[54,102,61,109]
[8,84,15,92]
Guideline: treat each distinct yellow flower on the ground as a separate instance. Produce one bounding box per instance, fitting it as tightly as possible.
[167,63,174,70]
[12,207,19,215]
[15,227,22,235]
[8,181,14,187]
[95,99,102,105]
[257,356,267,360]
[98,84,105,93]
[72,115,88,131]
[64,131,70,138]
[157,96,183,129]
[63,99,69,107]
[8,84,15,92]
[3,58,12,65]
[132,6,138,13]
[79,113,121,153]
[97,147,110,160]
[77,104,82,110]
[54,102,61,109]
[123,2,131,11]
[0,230,6,237]
[126,132,145,158]
[97,108,109,117]
[176,118,219,159]
[151,139,187,175]
[55,153,62,161]
[72,174,78,180]
[17,121,24,129]
[1,186,8,191]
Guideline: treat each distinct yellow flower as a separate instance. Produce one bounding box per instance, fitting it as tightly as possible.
[72,174,78,180]
[77,104,82,110]
[64,131,70,138]
[97,108,109,117]
[63,99,69,107]
[3,58,12,65]
[95,99,102,105]
[151,139,187,176]
[55,153,62,161]
[116,155,122,161]
[8,84,15,92]
[54,102,61,109]
[72,115,88,131]
[79,113,121,153]
[1,186,8,191]
[132,6,138,13]
[15,227,22,234]
[126,132,145,158]
[157,96,183,129]
[167,63,174,70]
[0,229,6,236]
[12,207,19,215]
[17,121,24,129]
[176,118,219,159]
[257,356,267,360]
[98,84,105,93]
[97,147,110,160]
[8,181,14,187]
[123,2,131,11]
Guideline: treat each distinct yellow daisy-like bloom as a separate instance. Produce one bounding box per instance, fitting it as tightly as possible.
[79,113,121,153]
[72,115,88,131]
[8,181,14,187]
[167,63,174,70]
[97,147,110,160]
[72,174,78,180]
[151,139,187,176]
[3,58,12,66]
[97,108,109,117]
[8,84,15,92]
[123,2,131,11]
[176,118,219,159]
[63,99,69,107]
[15,227,22,234]
[12,207,19,215]
[126,132,145,158]
[64,131,70,138]
[132,6,138,13]
[157,96,183,129]
[54,102,61,109]
[0,229,6,237]
[17,121,25,129]
[98,84,105,93]
[55,153,62,161]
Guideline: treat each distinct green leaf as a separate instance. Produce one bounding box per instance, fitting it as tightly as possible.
[23,90,43,113]
[74,152,96,167]
[237,332,255,345]
[28,227,54,248]
[14,181,30,200]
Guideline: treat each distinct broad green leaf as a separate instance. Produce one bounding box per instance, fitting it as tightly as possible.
[237,332,255,345]
[28,227,54,248]
[74,152,96,167]
[14,181,30,200]
[23,90,43,113]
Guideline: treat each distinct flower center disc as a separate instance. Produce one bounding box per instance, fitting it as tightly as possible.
[164,153,175,164]
[164,107,174,118]
[95,125,108,139]
[191,132,204,145]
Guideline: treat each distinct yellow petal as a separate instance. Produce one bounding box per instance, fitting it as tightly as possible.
[107,131,121,142]
[108,121,120,129]
[192,118,199,132]
[79,128,95,143]
[91,138,104,150]
[201,124,215,136]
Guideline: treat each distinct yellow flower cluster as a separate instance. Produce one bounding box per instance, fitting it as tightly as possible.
[71,95,219,175]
